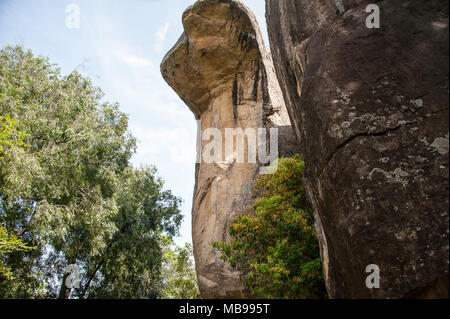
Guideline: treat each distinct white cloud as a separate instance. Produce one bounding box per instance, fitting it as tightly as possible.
[155,22,170,41]
[130,123,197,168]
[114,49,158,75]
[153,22,170,53]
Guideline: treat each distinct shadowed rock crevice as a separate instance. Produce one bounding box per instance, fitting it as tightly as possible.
[321,119,419,178]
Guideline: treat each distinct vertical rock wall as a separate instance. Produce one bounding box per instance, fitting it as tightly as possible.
[266,0,449,298]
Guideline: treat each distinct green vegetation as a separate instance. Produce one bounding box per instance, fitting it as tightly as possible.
[160,239,201,299]
[213,156,327,299]
[0,115,36,280]
[0,45,198,298]
[0,227,35,280]
[0,115,29,159]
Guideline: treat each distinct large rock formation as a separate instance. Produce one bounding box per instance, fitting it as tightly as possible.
[161,0,295,298]
[266,0,449,298]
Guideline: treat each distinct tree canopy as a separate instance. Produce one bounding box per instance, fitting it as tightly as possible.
[0,45,191,298]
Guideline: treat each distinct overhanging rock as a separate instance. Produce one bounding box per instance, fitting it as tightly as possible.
[161,0,296,298]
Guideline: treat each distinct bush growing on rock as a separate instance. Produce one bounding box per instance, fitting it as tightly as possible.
[213,156,327,299]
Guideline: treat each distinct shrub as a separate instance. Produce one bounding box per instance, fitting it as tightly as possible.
[213,156,327,299]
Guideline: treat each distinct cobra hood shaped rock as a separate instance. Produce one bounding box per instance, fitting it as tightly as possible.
[161,0,296,298]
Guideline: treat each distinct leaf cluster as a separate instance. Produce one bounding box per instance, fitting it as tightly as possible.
[213,156,327,299]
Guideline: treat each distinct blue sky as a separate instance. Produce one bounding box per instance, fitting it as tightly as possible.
[0,0,268,246]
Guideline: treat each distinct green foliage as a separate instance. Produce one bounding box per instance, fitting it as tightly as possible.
[160,238,201,299]
[80,167,182,299]
[0,115,29,159]
[0,113,35,281]
[0,45,182,298]
[0,227,35,280]
[213,156,327,299]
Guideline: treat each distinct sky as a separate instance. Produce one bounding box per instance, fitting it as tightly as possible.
[0,0,268,246]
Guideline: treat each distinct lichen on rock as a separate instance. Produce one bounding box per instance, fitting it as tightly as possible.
[266,0,449,298]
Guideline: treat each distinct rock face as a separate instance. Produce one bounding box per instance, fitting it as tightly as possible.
[266,0,449,298]
[161,0,295,298]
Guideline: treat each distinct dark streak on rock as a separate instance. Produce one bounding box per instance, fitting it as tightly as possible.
[252,62,260,101]
[232,74,238,121]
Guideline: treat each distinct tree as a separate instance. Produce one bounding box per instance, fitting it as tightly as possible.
[0,45,182,298]
[160,239,201,299]
[213,156,327,299]
[78,167,182,299]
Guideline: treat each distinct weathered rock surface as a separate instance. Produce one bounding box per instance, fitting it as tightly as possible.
[266,0,449,298]
[161,0,295,298]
